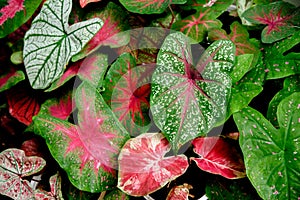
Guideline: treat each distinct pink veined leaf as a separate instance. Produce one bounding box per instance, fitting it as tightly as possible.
[0,0,24,25]
[34,173,63,200]
[166,183,193,200]
[0,66,25,92]
[117,132,189,196]
[79,0,101,8]
[191,137,246,179]
[48,93,73,120]
[0,148,46,200]
[6,85,40,125]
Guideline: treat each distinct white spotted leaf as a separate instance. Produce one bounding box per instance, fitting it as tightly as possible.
[233,92,300,200]
[23,0,103,89]
[151,32,235,152]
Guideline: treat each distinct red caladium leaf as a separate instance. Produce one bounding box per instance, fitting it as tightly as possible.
[73,2,129,62]
[172,7,222,42]
[34,173,63,200]
[119,0,187,14]
[117,132,189,196]
[0,0,24,25]
[0,66,25,92]
[103,53,153,136]
[208,21,260,56]
[0,148,46,200]
[242,1,300,43]
[191,137,246,179]
[79,0,100,8]
[6,85,40,125]
[33,82,130,192]
[166,183,193,200]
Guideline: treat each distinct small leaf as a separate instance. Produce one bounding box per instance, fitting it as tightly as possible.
[0,0,43,38]
[151,32,235,152]
[264,30,300,80]
[166,183,193,200]
[34,173,64,200]
[104,189,129,200]
[233,93,300,199]
[191,137,246,179]
[183,0,234,15]
[242,1,300,43]
[6,85,40,125]
[172,8,222,43]
[0,148,46,200]
[0,67,25,92]
[119,0,187,14]
[80,0,101,8]
[23,0,103,89]
[117,132,189,196]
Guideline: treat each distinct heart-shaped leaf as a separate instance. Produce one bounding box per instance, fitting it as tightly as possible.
[117,132,189,196]
[119,0,187,14]
[102,53,153,136]
[33,82,130,192]
[242,1,300,43]
[0,148,46,200]
[151,32,235,152]
[166,183,193,200]
[0,66,25,92]
[267,75,300,128]
[23,0,103,89]
[264,30,300,80]
[191,137,246,179]
[172,8,222,43]
[233,92,300,200]
[0,0,43,38]
[34,173,63,200]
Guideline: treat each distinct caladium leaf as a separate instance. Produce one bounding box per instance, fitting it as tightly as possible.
[103,53,153,136]
[119,0,187,14]
[23,0,103,89]
[191,137,246,179]
[208,21,260,56]
[104,189,129,200]
[183,0,234,15]
[80,0,101,8]
[236,0,254,26]
[166,183,193,200]
[45,61,81,92]
[117,132,189,196]
[242,1,300,43]
[0,0,43,38]
[267,75,300,128]
[33,82,130,192]
[230,54,254,83]
[264,30,300,80]
[0,148,46,200]
[233,93,300,200]
[73,2,129,62]
[34,173,64,200]
[6,85,40,125]
[151,32,235,152]
[0,66,25,92]
[172,8,222,43]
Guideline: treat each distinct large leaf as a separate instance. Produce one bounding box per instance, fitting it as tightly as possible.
[264,30,300,80]
[119,0,187,14]
[233,93,300,200]
[0,66,25,92]
[191,137,246,179]
[172,8,222,43]
[0,0,43,38]
[242,1,300,43]
[33,83,130,192]
[23,0,103,89]
[103,53,153,136]
[267,75,300,128]
[117,132,189,196]
[0,148,46,200]
[151,32,235,152]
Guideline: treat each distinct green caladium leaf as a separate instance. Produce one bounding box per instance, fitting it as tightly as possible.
[104,189,129,200]
[236,0,254,26]
[265,30,300,80]
[233,92,300,200]
[183,0,234,15]
[0,0,43,38]
[172,8,222,43]
[119,0,186,14]
[230,54,254,83]
[242,1,300,43]
[151,32,235,152]
[23,0,103,89]
[267,75,300,128]
[0,66,25,92]
[33,83,130,192]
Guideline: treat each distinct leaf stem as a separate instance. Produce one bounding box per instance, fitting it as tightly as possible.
[98,191,106,200]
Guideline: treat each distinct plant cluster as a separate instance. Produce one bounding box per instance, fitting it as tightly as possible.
[0,0,299,199]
